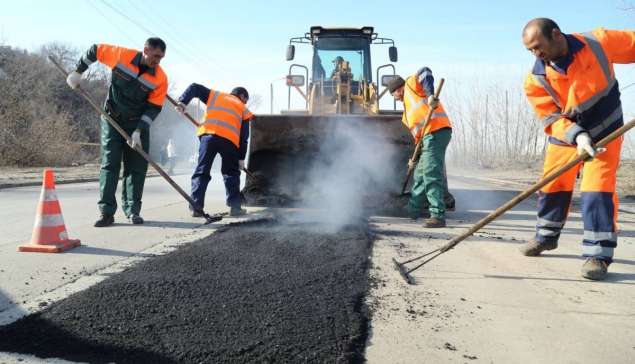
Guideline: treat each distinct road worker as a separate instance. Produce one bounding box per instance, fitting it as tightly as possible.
[66,38,168,227]
[389,68,452,228]
[175,85,253,217]
[519,18,635,280]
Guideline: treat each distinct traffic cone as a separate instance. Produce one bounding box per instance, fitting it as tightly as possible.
[18,170,81,253]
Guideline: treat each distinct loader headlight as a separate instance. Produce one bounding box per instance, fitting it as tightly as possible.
[286,75,305,87]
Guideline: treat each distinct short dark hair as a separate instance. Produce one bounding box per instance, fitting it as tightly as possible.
[230,87,249,100]
[145,37,166,52]
[524,18,560,40]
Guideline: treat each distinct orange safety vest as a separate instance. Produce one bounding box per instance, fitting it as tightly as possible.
[93,45,167,126]
[524,28,635,145]
[199,90,254,147]
[402,71,452,145]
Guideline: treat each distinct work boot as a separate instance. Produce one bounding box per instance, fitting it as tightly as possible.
[581,259,610,281]
[94,213,114,227]
[128,214,144,225]
[445,193,456,211]
[398,205,418,220]
[229,207,247,216]
[424,217,446,228]
[518,238,557,256]
[190,210,203,218]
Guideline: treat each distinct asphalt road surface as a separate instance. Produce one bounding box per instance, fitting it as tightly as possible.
[0,172,634,363]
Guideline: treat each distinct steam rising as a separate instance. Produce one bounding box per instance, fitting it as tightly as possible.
[299,118,401,228]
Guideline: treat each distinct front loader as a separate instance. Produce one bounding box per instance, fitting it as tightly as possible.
[243,26,413,211]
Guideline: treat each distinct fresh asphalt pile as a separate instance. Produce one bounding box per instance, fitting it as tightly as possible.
[0,216,374,363]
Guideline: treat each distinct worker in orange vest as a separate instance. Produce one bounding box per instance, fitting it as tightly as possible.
[66,38,168,227]
[389,68,452,228]
[519,18,635,280]
[175,85,253,217]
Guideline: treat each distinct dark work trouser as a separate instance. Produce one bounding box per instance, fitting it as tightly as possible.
[406,128,452,220]
[98,116,149,217]
[190,134,241,211]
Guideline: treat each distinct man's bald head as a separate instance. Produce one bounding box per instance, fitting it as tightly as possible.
[523,18,561,40]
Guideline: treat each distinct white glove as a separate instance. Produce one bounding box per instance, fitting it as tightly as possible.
[66,71,82,89]
[239,160,245,170]
[407,159,417,168]
[127,131,142,150]
[575,133,598,158]
[427,95,439,110]
[175,102,187,115]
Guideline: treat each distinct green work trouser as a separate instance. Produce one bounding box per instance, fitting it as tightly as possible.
[98,116,149,217]
[405,128,452,220]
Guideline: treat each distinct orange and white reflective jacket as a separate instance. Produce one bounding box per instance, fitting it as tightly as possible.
[76,44,168,131]
[402,68,452,145]
[524,28,635,145]
[200,90,254,148]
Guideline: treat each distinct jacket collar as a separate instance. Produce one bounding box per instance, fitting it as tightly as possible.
[531,34,586,75]
[131,52,156,76]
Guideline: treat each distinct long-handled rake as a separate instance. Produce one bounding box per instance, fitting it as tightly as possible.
[393,117,635,284]
[48,56,222,225]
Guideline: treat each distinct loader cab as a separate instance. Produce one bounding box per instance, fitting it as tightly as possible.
[285,26,398,113]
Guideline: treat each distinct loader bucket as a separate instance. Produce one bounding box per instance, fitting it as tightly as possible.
[243,114,414,212]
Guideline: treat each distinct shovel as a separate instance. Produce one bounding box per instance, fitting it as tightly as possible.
[393,116,635,284]
[48,55,222,225]
[398,78,445,197]
[164,95,263,186]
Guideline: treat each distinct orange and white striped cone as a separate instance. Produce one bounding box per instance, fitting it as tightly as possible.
[18,170,81,253]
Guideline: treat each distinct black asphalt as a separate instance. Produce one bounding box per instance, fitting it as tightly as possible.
[0,216,374,363]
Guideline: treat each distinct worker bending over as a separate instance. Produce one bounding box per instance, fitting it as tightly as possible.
[175,85,253,217]
[389,68,452,228]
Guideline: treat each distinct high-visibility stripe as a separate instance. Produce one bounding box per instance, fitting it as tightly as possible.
[411,112,448,136]
[418,70,432,82]
[41,189,58,202]
[537,218,565,228]
[564,124,585,144]
[533,75,562,109]
[137,76,159,90]
[141,114,153,127]
[583,230,617,242]
[82,54,94,66]
[33,213,65,228]
[200,119,240,138]
[207,104,242,120]
[582,245,614,257]
[588,105,623,138]
[115,62,137,79]
[581,32,611,82]
[540,113,562,127]
[538,228,560,237]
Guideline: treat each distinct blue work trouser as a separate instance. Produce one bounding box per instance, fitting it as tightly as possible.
[190,134,241,211]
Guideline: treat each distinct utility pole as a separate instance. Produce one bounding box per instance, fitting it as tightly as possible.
[270,78,285,114]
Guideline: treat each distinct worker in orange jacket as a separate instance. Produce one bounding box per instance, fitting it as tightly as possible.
[389,68,452,228]
[519,18,635,280]
[175,85,253,217]
[66,38,168,227]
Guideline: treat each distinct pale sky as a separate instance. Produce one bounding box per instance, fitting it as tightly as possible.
[2,0,635,114]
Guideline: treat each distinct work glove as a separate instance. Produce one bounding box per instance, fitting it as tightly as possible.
[575,133,599,160]
[239,160,245,170]
[127,131,142,150]
[175,102,187,115]
[407,159,417,169]
[427,95,439,110]
[66,71,82,89]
